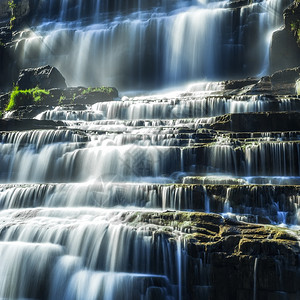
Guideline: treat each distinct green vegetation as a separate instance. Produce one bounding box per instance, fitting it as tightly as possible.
[8,0,16,30]
[81,87,114,95]
[291,20,300,46]
[6,86,49,111]
[58,94,66,105]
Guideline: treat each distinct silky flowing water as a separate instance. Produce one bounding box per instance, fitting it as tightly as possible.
[1,86,300,298]
[1,0,299,299]
[15,0,292,88]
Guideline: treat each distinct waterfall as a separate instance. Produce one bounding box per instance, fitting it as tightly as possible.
[1,87,300,298]
[13,0,292,89]
[1,0,300,298]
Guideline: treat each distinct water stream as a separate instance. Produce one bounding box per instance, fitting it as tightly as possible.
[1,84,300,298]
[1,0,298,298]
[14,0,292,88]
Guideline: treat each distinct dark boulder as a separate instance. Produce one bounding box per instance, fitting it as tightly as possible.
[269,1,300,73]
[17,65,67,90]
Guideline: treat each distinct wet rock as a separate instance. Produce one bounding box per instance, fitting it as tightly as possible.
[246,76,272,94]
[225,0,249,9]
[0,118,64,131]
[3,104,51,119]
[296,78,300,95]
[0,92,9,110]
[209,112,300,132]
[270,67,300,94]
[73,89,119,105]
[1,86,119,118]
[127,211,300,300]
[224,78,258,90]
[0,36,15,89]
[270,1,300,73]
[270,27,300,73]
[17,65,67,90]
[0,0,11,20]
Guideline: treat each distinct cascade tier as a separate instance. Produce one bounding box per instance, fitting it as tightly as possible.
[1,87,300,299]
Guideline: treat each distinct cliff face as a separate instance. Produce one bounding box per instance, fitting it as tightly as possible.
[270,0,300,73]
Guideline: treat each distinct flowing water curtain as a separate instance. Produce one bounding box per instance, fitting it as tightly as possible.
[0,208,189,299]
[14,0,293,88]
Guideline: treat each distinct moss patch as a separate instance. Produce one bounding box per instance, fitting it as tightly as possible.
[6,86,50,111]
[81,86,115,95]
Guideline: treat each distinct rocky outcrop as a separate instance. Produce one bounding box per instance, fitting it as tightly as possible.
[270,1,300,73]
[224,78,259,90]
[223,67,300,95]
[17,65,67,90]
[1,86,119,118]
[209,111,300,132]
[128,211,300,300]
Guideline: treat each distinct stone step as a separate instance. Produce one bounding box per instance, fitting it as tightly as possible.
[208,111,300,132]
[0,182,299,224]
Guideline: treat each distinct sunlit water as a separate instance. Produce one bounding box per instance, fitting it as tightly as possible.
[13,0,292,88]
[1,0,298,297]
[1,82,300,298]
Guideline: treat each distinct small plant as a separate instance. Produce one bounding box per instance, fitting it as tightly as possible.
[290,20,300,46]
[6,86,49,111]
[59,94,66,105]
[8,0,16,30]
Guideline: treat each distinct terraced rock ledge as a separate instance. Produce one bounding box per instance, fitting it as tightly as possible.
[127,211,300,300]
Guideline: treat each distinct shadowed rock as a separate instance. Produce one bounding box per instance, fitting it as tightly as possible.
[209,112,300,132]
[17,65,67,90]
[128,211,300,300]
[0,118,64,131]
[270,0,300,73]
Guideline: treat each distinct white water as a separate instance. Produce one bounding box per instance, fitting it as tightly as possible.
[13,0,292,88]
[1,86,300,298]
[1,0,299,297]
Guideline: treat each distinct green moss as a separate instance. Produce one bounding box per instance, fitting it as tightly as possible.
[59,94,66,105]
[290,20,300,46]
[8,0,16,30]
[6,86,49,111]
[81,86,114,95]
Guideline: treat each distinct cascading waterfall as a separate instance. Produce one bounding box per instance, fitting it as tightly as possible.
[13,0,292,88]
[1,91,300,298]
[1,0,300,298]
